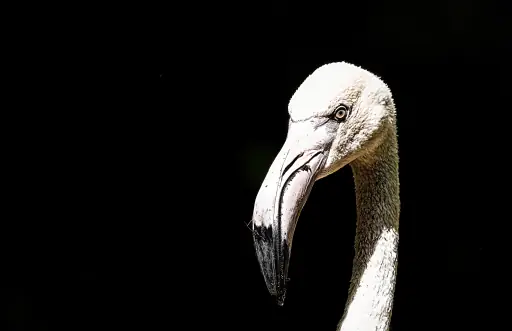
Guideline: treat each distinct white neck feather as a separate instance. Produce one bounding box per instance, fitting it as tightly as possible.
[338,132,400,331]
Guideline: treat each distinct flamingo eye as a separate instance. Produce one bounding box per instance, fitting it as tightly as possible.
[334,105,349,121]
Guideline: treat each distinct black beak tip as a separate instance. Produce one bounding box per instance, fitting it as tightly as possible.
[276,292,286,306]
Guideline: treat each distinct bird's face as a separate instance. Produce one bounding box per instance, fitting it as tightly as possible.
[251,62,395,305]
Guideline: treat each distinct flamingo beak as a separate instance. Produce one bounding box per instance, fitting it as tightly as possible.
[251,126,329,306]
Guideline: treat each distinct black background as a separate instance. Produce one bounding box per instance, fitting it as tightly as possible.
[3,1,508,330]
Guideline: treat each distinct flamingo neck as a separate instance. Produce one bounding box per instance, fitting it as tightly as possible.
[338,133,400,331]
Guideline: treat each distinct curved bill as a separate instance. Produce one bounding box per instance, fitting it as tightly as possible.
[251,131,328,306]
